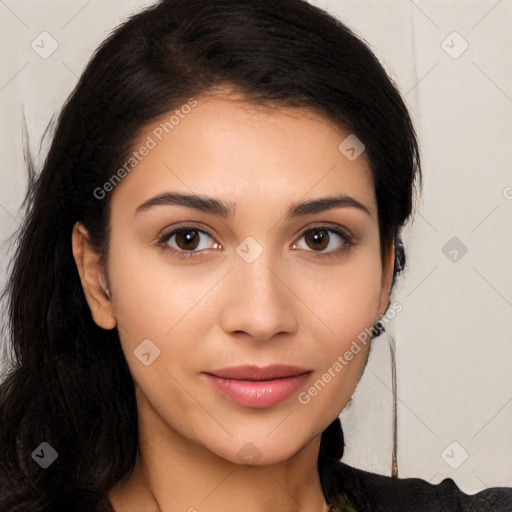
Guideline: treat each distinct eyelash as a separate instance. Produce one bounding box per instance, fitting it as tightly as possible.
[155,223,355,260]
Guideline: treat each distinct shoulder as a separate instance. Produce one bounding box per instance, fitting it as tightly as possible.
[319,458,512,512]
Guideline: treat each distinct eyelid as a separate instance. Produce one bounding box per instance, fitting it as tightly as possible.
[155,221,355,259]
[155,222,221,259]
[156,222,222,247]
[291,224,355,258]
[296,222,354,241]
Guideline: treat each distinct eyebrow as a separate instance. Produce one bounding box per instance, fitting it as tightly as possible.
[134,192,371,219]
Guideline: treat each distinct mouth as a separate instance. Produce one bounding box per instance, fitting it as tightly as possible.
[202,365,312,408]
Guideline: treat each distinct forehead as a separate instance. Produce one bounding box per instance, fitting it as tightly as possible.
[110,94,377,219]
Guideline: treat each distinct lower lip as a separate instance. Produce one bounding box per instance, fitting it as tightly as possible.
[203,373,311,408]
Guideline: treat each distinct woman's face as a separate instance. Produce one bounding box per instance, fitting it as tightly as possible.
[81,93,394,465]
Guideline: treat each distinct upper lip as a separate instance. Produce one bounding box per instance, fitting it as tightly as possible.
[204,364,312,381]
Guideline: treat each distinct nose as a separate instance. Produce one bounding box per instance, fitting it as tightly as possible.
[219,251,299,343]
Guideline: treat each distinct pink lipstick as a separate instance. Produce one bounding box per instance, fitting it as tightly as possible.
[203,364,312,408]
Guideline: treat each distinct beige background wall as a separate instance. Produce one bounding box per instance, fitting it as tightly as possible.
[0,0,511,493]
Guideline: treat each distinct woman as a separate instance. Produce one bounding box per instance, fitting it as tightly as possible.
[0,0,510,510]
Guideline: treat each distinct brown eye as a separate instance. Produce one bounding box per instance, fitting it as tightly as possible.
[292,226,354,257]
[157,225,221,260]
[304,229,330,251]
[174,229,201,251]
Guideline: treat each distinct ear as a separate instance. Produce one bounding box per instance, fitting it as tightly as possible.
[71,221,117,330]
[376,238,396,320]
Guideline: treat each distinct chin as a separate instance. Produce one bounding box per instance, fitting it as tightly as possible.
[215,436,311,467]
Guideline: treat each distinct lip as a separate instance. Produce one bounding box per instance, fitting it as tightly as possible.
[203,365,312,408]
[206,364,311,380]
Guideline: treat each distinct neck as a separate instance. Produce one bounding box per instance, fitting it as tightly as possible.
[108,388,332,512]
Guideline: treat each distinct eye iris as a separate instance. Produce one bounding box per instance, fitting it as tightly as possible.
[170,228,337,253]
[305,230,329,251]
[176,229,200,250]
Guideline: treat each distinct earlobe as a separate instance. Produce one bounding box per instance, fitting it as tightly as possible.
[71,222,117,330]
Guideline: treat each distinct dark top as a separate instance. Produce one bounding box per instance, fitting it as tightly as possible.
[319,458,512,511]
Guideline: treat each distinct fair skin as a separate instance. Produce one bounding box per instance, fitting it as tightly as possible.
[72,93,394,512]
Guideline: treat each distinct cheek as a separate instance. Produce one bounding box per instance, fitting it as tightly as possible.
[294,277,378,423]
[291,250,382,406]
[107,237,222,340]
[293,249,383,338]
